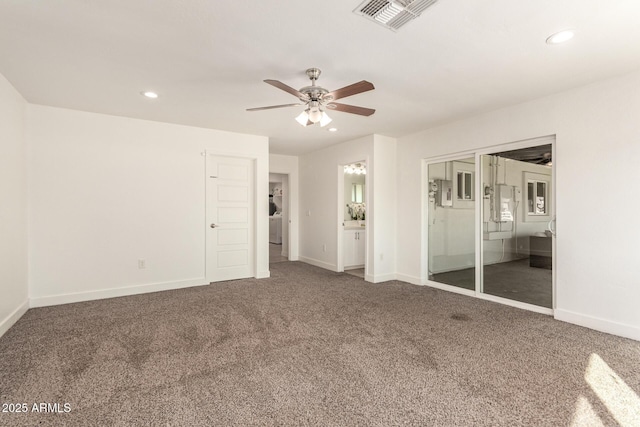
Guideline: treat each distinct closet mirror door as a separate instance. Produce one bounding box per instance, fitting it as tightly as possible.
[480,147,553,308]
[427,157,476,290]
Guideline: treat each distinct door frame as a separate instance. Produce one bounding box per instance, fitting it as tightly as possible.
[269,160,299,262]
[204,151,258,283]
[422,135,556,315]
[337,159,368,275]
[268,173,290,260]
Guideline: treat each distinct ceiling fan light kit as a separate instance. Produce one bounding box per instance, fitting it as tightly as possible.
[247,68,375,128]
[319,112,332,127]
[295,111,310,126]
[295,109,333,127]
[344,163,367,175]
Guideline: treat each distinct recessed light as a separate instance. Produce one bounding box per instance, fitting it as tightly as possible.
[546,30,574,45]
[328,127,337,132]
[141,91,159,99]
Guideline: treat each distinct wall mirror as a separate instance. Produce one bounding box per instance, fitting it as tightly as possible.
[352,184,365,203]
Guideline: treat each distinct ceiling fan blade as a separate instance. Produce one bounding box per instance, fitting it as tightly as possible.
[326,102,375,116]
[325,81,374,101]
[264,79,307,99]
[246,103,302,112]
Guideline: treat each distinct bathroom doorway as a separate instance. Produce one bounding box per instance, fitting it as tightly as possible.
[340,161,367,279]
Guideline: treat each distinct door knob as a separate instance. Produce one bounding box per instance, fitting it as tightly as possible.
[210,223,218,228]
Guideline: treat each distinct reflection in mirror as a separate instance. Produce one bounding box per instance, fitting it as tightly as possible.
[344,162,366,221]
[457,171,473,200]
[481,147,553,308]
[527,180,547,214]
[352,184,364,203]
[427,157,476,290]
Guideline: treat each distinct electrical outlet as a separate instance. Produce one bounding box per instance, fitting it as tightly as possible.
[322,244,326,252]
[380,253,383,261]
[138,259,146,269]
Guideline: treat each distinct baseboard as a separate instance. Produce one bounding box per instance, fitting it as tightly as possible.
[370,273,397,283]
[555,309,640,342]
[0,299,29,338]
[299,256,338,272]
[395,273,422,286]
[29,277,208,308]
[256,270,271,279]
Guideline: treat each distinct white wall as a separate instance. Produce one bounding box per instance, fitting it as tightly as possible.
[269,154,299,260]
[0,74,29,337]
[397,69,640,340]
[299,136,373,272]
[27,105,269,306]
[299,135,397,282]
[372,135,397,281]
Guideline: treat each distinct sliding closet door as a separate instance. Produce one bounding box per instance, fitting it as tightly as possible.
[427,157,476,290]
[480,146,553,308]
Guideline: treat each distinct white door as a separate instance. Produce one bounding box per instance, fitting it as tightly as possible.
[206,155,255,282]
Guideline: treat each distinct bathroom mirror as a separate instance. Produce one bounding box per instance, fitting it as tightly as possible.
[352,184,365,203]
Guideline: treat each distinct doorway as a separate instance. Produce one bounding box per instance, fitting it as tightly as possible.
[341,161,367,279]
[205,155,256,282]
[269,173,290,264]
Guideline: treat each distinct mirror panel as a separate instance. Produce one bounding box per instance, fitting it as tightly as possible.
[427,157,476,290]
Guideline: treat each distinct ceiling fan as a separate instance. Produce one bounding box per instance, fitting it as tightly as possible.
[246,68,375,127]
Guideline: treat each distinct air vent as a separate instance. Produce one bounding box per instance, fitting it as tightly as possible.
[354,0,438,31]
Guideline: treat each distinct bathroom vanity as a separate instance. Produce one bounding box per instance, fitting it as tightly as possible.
[344,221,366,269]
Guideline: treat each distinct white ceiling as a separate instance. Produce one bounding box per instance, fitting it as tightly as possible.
[2,1,640,155]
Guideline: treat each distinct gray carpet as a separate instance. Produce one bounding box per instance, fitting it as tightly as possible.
[1,262,639,426]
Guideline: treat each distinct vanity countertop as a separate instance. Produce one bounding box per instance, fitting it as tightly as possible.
[344,220,365,230]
